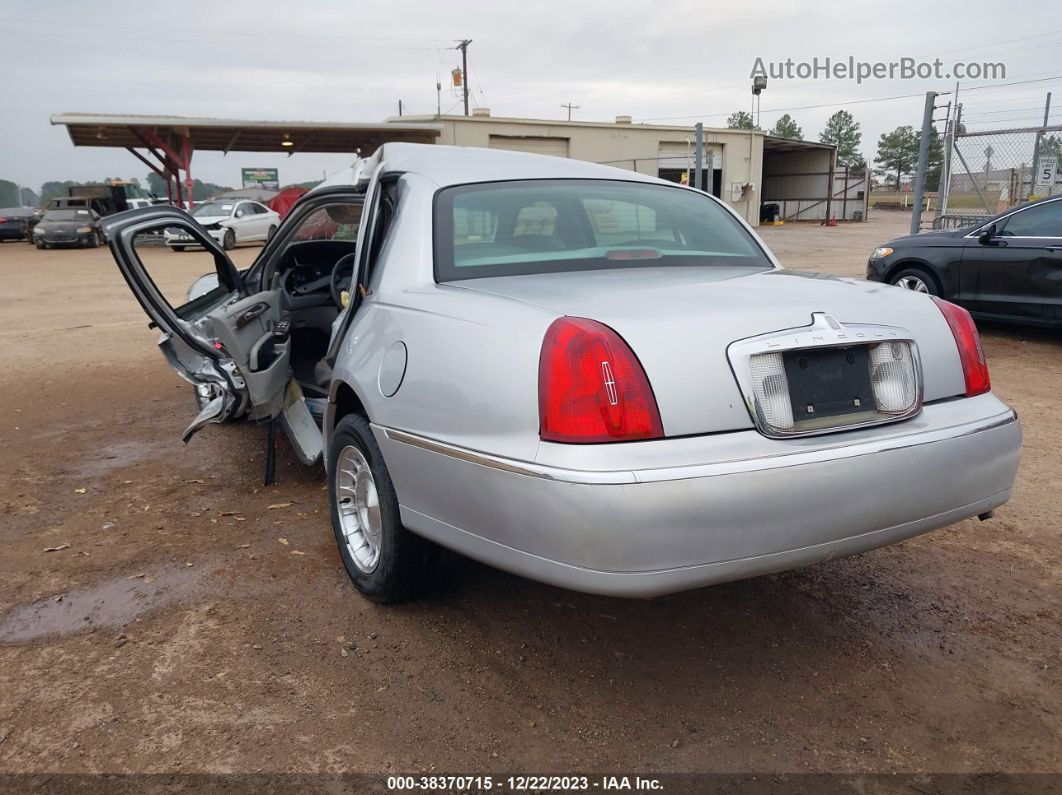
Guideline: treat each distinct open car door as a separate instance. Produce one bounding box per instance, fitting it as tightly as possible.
[101,206,310,458]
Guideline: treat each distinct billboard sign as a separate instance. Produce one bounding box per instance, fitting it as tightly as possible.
[242,168,280,191]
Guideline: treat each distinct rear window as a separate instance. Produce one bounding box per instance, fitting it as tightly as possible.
[433,179,771,281]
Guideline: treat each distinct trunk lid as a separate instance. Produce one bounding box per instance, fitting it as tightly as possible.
[454,266,966,437]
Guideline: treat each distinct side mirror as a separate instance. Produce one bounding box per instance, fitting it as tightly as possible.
[235,210,245,218]
[977,225,997,245]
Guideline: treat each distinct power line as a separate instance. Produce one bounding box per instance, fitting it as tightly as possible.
[637,75,1062,124]
[913,28,1062,58]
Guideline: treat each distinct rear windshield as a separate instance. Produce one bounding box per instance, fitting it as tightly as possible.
[433,179,771,281]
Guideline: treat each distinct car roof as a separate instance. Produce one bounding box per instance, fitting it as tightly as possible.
[316,142,666,191]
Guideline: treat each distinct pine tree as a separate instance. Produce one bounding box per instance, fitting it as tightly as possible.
[819,111,863,167]
[769,114,803,141]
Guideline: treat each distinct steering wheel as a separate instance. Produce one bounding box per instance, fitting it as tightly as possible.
[330,252,359,309]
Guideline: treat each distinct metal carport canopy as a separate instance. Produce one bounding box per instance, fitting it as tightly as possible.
[50,112,441,207]
[50,112,441,153]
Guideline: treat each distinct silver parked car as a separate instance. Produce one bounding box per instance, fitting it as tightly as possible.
[102,143,1022,602]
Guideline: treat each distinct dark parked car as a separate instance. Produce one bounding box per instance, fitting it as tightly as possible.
[867,195,1062,327]
[32,208,103,249]
[0,207,39,242]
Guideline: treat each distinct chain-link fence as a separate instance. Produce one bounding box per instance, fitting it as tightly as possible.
[936,121,1062,228]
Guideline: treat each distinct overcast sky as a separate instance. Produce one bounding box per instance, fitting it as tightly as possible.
[4,0,1061,193]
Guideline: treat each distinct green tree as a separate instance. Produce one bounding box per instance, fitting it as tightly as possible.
[874,125,920,189]
[0,179,19,206]
[20,186,39,206]
[769,114,803,141]
[145,172,233,200]
[39,181,85,203]
[819,110,863,167]
[924,126,945,191]
[146,172,168,196]
[727,111,756,130]
[1041,134,1062,158]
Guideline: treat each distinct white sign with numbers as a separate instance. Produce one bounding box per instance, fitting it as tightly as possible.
[1036,156,1057,187]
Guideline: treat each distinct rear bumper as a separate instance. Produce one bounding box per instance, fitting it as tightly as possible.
[375,393,1021,597]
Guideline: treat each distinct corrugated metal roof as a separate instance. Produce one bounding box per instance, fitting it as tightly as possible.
[50,113,441,154]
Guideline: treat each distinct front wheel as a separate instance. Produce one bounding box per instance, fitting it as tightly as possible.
[222,229,235,251]
[35,239,45,249]
[328,414,434,603]
[889,267,940,296]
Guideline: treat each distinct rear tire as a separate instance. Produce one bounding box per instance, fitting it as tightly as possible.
[267,225,277,241]
[888,267,940,297]
[328,413,433,603]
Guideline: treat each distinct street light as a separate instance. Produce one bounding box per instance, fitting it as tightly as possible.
[751,76,767,127]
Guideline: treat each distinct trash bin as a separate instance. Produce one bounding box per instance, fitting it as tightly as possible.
[760,203,780,223]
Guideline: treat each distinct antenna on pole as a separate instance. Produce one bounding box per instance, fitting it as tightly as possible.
[452,39,472,116]
[560,102,580,121]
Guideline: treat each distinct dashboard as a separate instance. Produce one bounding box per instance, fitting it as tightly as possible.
[275,240,357,308]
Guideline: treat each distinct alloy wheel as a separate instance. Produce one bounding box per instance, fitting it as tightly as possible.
[895,275,929,293]
[335,445,383,574]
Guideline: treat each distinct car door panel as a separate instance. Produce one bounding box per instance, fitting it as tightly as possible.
[206,290,291,417]
[1033,244,1062,321]
[967,240,1044,319]
[967,198,1062,321]
[253,204,271,239]
[101,206,295,442]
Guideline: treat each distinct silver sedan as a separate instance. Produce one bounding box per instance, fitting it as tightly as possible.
[102,143,1022,603]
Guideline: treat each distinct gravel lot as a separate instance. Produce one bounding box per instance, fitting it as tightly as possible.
[0,211,1059,776]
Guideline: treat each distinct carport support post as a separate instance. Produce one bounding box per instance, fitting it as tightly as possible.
[910,91,937,236]
[694,123,704,191]
[181,136,195,210]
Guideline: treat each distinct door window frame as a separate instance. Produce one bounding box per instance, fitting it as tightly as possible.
[109,211,244,360]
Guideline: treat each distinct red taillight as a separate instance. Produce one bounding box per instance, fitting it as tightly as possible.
[931,296,990,397]
[539,317,664,443]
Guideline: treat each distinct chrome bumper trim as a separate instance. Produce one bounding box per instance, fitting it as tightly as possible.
[381,406,1018,487]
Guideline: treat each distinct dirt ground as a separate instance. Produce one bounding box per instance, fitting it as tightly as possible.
[0,211,1059,777]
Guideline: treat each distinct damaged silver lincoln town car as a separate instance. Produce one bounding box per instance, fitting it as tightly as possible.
[102,143,1022,602]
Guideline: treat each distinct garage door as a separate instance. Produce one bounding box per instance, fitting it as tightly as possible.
[488,135,569,158]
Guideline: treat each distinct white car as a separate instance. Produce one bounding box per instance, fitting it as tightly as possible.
[164,199,279,251]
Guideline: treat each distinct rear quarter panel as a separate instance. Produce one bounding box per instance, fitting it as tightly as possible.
[329,174,554,462]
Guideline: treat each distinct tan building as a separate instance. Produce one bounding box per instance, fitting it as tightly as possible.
[388,111,840,225]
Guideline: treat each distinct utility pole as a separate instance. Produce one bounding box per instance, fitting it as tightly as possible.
[436,76,442,118]
[694,122,704,191]
[910,91,937,235]
[934,99,952,222]
[455,39,472,116]
[398,99,403,117]
[1030,92,1052,201]
[560,102,580,121]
